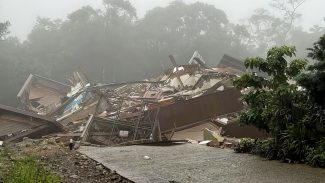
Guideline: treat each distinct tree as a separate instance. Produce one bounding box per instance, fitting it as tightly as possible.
[234,46,310,160]
[233,46,307,135]
[103,0,137,24]
[242,0,306,54]
[297,34,325,106]
[288,25,325,59]
[25,17,64,77]
[0,21,10,40]
[234,42,325,165]
[295,34,325,167]
[138,1,248,68]
[101,0,139,82]
[243,9,286,52]
[24,2,140,82]
[270,0,306,44]
[0,22,27,105]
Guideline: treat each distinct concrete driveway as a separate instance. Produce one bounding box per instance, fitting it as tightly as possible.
[79,143,325,183]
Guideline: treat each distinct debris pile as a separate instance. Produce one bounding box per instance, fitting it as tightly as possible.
[0,104,62,144]
[17,74,71,115]
[3,137,133,183]
[0,52,267,146]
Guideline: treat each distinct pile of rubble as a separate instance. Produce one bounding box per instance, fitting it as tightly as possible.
[0,51,266,147]
[2,137,132,183]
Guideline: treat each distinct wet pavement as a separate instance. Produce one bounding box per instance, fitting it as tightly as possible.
[79,143,325,183]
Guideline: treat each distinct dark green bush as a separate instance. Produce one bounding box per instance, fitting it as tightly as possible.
[234,138,255,153]
[306,148,325,167]
[235,138,278,160]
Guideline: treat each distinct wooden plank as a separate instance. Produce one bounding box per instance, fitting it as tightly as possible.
[80,114,95,143]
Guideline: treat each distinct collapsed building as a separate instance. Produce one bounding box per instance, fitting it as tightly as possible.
[0,104,62,143]
[17,74,71,115]
[0,51,266,146]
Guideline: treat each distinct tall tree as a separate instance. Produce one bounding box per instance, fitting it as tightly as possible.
[233,46,312,161]
[235,36,325,167]
[0,22,27,105]
[25,17,63,77]
[243,0,306,53]
[297,34,325,106]
[138,1,248,68]
[233,46,307,134]
[244,9,286,53]
[0,21,10,40]
[270,0,306,44]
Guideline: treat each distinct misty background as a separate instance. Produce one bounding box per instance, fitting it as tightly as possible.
[0,0,324,106]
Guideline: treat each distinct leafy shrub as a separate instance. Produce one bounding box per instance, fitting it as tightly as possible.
[235,138,279,160]
[233,35,325,168]
[305,138,325,167]
[234,138,255,153]
[306,148,325,167]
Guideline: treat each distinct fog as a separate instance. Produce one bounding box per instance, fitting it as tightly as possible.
[0,0,325,106]
[1,0,324,40]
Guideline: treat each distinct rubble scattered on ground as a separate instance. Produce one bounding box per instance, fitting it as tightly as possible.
[0,51,257,147]
[2,137,133,183]
[0,52,269,182]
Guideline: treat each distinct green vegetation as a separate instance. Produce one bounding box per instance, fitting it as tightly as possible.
[234,35,325,167]
[0,150,60,183]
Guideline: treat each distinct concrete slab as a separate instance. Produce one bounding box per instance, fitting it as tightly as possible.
[79,143,325,183]
[171,122,219,141]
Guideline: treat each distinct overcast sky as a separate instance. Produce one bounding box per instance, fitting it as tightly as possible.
[0,0,324,41]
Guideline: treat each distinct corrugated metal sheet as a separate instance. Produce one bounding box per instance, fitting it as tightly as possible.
[158,88,243,133]
[218,54,246,71]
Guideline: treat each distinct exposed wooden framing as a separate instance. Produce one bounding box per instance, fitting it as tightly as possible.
[80,114,94,143]
[168,54,184,90]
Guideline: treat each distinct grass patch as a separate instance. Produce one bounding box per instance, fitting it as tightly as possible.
[0,150,61,183]
[0,149,10,181]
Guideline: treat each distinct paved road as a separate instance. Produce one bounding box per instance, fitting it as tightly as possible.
[79,143,325,183]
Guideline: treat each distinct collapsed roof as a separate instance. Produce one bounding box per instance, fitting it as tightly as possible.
[17,74,71,115]
[9,52,265,145]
